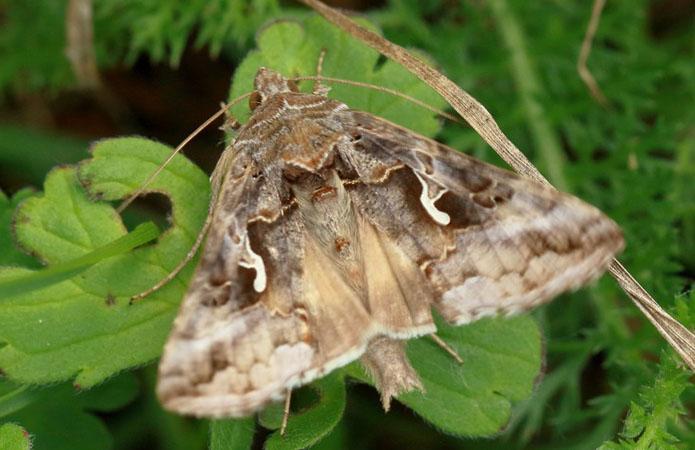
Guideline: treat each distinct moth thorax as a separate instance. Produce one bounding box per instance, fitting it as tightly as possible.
[250,67,299,110]
[282,151,338,182]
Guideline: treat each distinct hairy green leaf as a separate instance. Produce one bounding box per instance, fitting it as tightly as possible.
[346,315,541,437]
[0,222,159,299]
[404,316,540,436]
[0,423,31,450]
[0,137,209,388]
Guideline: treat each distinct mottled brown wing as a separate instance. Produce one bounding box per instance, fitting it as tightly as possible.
[156,149,314,418]
[341,110,624,325]
[157,109,438,418]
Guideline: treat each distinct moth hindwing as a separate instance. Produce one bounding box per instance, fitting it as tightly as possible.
[156,68,623,417]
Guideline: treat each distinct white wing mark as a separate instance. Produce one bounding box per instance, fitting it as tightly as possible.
[232,234,267,293]
[414,171,450,226]
[282,98,330,111]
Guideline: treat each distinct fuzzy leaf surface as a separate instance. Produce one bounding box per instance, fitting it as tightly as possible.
[0,137,209,387]
[0,423,31,450]
[345,315,541,437]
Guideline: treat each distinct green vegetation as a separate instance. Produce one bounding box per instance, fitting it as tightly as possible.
[0,1,692,449]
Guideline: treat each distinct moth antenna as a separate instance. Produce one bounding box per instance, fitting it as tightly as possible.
[129,213,212,303]
[116,92,252,214]
[429,334,464,364]
[280,388,292,436]
[312,48,329,95]
[128,100,247,302]
[293,75,463,124]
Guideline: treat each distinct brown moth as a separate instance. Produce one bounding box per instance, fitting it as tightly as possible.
[156,67,624,417]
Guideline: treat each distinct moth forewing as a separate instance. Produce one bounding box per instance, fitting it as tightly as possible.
[156,67,623,418]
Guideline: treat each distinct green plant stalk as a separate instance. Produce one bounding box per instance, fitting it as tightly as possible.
[487,0,569,191]
[0,222,159,299]
[0,385,37,418]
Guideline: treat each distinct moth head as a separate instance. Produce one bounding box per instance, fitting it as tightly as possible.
[250,67,299,111]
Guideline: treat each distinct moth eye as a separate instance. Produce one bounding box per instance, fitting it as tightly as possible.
[249,91,262,111]
[287,79,299,92]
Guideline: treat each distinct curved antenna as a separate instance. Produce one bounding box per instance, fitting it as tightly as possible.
[129,145,237,302]
[292,75,463,124]
[116,92,253,214]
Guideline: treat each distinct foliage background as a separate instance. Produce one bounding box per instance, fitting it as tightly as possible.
[0,0,693,449]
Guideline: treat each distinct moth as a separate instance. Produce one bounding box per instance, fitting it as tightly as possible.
[156,67,624,418]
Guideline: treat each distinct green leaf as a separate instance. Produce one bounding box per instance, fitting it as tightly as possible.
[0,137,210,388]
[404,316,540,436]
[0,189,38,268]
[229,16,446,136]
[1,373,139,450]
[0,222,159,299]
[209,418,255,450]
[0,423,31,450]
[347,315,541,437]
[264,372,346,450]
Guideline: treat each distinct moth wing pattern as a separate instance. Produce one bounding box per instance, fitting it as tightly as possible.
[156,153,398,417]
[157,68,624,419]
[157,78,438,417]
[342,110,624,325]
[156,151,309,417]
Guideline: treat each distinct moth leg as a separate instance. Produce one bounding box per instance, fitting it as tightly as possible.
[312,48,330,96]
[280,388,292,436]
[360,336,424,411]
[429,334,464,364]
[130,146,236,302]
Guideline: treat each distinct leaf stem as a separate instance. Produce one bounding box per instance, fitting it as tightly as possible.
[0,222,159,299]
[487,0,569,191]
[0,384,35,418]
